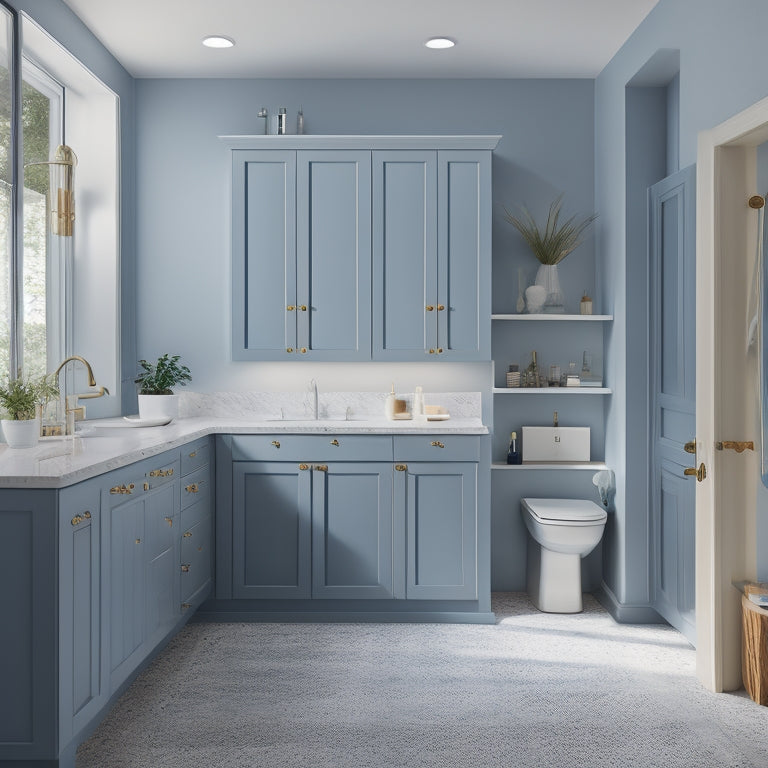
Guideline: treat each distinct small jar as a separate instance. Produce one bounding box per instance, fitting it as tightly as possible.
[580,293,593,315]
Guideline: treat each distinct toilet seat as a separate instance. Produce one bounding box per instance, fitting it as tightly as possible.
[522,498,607,525]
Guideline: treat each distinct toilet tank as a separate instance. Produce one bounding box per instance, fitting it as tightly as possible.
[521,426,590,462]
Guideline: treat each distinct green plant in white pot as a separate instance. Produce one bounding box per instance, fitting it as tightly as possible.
[0,374,59,448]
[503,195,596,313]
[135,354,192,422]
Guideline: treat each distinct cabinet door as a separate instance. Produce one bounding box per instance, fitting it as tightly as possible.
[232,149,297,359]
[232,462,311,598]
[59,481,102,742]
[105,492,146,689]
[311,463,393,599]
[402,463,477,600]
[436,151,491,360]
[373,150,438,359]
[297,151,371,360]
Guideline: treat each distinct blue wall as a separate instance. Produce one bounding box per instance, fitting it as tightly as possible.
[597,0,768,607]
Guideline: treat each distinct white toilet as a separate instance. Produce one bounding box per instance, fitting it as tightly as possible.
[521,497,607,613]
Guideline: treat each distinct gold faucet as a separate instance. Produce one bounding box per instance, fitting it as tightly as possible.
[53,355,109,434]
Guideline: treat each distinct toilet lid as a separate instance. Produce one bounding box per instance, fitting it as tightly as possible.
[522,498,607,523]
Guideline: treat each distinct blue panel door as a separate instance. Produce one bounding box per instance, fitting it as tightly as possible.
[232,462,311,598]
[297,151,371,360]
[649,165,696,644]
[437,151,491,360]
[403,463,477,600]
[311,462,393,598]
[232,150,297,359]
[373,151,438,359]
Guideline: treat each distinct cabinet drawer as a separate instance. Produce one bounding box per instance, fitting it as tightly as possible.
[144,457,180,489]
[181,438,210,476]
[231,434,393,462]
[181,466,210,510]
[181,516,212,602]
[393,435,480,462]
[181,496,211,533]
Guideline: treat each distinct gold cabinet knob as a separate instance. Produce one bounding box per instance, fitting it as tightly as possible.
[183,531,192,538]
[189,450,197,458]
[431,441,445,448]
[165,516,173,527]
[429,348,436,354]
[144,482,150,491]
[181,602,191,610]
[300,347,307,354]
[286,347,294,353]
[299,305,308,312]
[135,538,141,544]
[287,305,296,311]
[684,440,696,454]
[71,514,84,526]
[315,464,328,472]
[437,304,445,311]
[299,463,310,470]
[395,464,408,472]
[426,305,434,312]
[436,348,443,354]
[84,511,91,519]
[330,439,339,446]
[185,483,199,494]
[271,440,280,448]
[181,564,190,573]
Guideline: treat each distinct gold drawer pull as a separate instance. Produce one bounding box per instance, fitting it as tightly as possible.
[183,531,192,538]
[84,511,91,519]
[110,483,135,495]
[165,516,173,527]
[189,450,197,458]
[181,564,190,573]
[431,441,445,448]
[299,463,310,471]
[185,483,199,494]
[426,305,434,311]
[149,468,174,478]
[271,440,280,448]
[395,464,408,472]
[330,439,339,446]
[315,464,328,472]
[144,482,149,491]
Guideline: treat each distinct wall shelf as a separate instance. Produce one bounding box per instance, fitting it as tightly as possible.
[492,314,613,322]
[493,387,611,395]
[492,461,609,471]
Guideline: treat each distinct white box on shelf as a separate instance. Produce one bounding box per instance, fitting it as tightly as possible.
[522,426,590,462]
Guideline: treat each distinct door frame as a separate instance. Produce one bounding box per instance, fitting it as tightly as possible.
[696,96,768,691]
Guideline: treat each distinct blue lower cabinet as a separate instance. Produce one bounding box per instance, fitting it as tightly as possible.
[398,462,478,600]
[232,461,312,598]
[312,462,394,598]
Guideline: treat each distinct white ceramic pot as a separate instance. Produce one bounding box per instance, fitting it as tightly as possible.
[2,417,40,449]
[137,394,179,422]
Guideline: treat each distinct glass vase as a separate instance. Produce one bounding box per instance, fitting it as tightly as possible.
[535,264,565,313]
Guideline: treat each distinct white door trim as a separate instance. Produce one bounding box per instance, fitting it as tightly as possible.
[696,96,768,691]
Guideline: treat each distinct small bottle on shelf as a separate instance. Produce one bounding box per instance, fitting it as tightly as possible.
[523,350,541,387]
[506,431,522,465]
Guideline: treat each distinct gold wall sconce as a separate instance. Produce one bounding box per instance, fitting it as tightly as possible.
[27,144,77,237]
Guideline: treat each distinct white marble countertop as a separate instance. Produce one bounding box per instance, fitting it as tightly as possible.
[0,416,488,489]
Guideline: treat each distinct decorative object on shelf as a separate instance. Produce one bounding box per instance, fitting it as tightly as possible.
[525,284,546,314]
[523,351,542,387]
[503,195,597,313]
[548,364,561,386]
[506,431,522,464]
[516,267,526,313]
[297,106,304,135]
[506,365,520,388]
[135,353,192,421]
[0,373,58,448]
[257,107,268,134]
[580,291,593,315]
[562,361,580,387]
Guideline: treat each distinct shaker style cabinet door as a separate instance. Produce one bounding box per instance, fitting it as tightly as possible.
[373,150,438,360]
[373,150,490,360]
[296,151,371,360]
[232,150,298,359]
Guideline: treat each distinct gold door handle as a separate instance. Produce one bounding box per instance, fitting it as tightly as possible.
[185,483,199,494]
[315,464,328,472]
[431,441,445,448]
[426,305,434,312]
[683,463,707,482]
[271,440,280,448]
[330,439,339,446]
[716,441,755,453]
[395,464,408,471]
[684,440,696,454]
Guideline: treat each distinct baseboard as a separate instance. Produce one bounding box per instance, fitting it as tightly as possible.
[595,581,666,625]
[193,609,497,625]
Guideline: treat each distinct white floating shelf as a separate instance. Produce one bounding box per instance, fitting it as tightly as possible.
[492,387,612,395]
[492,461,609,471]
[492,313,613,321]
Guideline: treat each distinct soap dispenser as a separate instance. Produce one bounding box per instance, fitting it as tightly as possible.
[413,386,424,419]
[385,383,396,420]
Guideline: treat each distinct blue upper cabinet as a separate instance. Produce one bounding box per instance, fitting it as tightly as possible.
[373,149,492,360]
[226,136,498,362]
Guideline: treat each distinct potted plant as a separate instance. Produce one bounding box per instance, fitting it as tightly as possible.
[0,374,59,448]
[503,195,596,313]
[135,353,192,421]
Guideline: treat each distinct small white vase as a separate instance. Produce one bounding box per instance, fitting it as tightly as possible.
[525,285,547,314]
[535,264,565,313]
[2,417,40,449]
[137,394,179,422]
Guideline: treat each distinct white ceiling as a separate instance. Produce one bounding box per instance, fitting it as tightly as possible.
[61,0,659,79]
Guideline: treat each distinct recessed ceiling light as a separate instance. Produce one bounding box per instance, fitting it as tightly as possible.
[425,37,455,49]
[202,35,235,49]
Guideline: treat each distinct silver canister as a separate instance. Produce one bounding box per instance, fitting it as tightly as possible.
[277,107,287,135]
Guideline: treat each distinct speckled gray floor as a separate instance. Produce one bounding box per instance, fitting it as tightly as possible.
[76,593,768,767]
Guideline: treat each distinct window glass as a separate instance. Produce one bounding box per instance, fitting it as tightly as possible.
[0,8,12,378]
